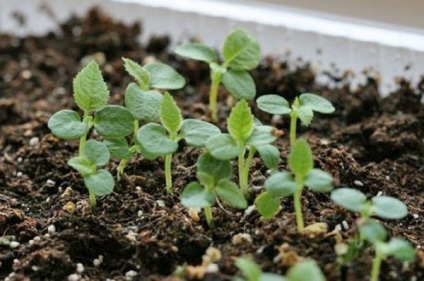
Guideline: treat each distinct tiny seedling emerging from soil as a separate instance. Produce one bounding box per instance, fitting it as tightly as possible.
[234,257,325,281]
[255,138,333,233]
[257,93,334,146]
[137,93,220,193]
[107,58,186,179]
[181,152,247,227]
[175,28,260,121]
[206,100,281,197]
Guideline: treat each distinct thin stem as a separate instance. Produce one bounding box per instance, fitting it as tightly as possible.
[117,159,128,181]
[204,206,214,228]
[209,71,222,122]
[242,147,256,198]
[370,249,383,281]
[294,176,304,234]
[79,111,91,156]
[289,112,297,148]
[133,119,139,145]
[165,154,173,194]
[238,148,248,197]
[89,190,96,207]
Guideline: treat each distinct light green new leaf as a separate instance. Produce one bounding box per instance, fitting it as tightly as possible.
[287,260,325,281]
[371,196,408,220]
[288,139,313,178]
[296,106,314,126]
[73,61,109,112]
[359,220,387,244]
[68,156,94,176]
[256,144,280,169]
[381,239,416,262]
[235,258,262,281]
[180,119,221,147]
[264,172,296,197]
[206,134,240,160]
[228,99,254,142]
[84,169,114,196]
[216,179,247,209]
[122,58,150,90]
[48,109,89,140]
[197,152,232,183]
[299,93,335,114]
[305,169,333,192]
[181,182,216,208]
[330,188,367,213]
[255,192,280,219]
[223,28,260,70]
[137,123,178,159]
[246,126,279,146]
[175,43,218,63]
[104,138,132,160]
[144,62,185,90]
[83,139,110,166]
[257,95,291,115]
[125,83,162,121]
[94,105,134,139]
[197,171,214,187]
[222,70,256,100]
[160,92,182,135]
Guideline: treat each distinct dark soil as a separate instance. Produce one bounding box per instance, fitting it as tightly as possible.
[1,8,423,281]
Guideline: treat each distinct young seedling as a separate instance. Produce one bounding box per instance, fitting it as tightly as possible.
[181,152,247,227]
[257,93,335,146]
[137,93,220,193]
[175,28,260,121]
[206,100,281,198]
[106,58,186,179]
[255,138,333,234]
[234,258,325,281]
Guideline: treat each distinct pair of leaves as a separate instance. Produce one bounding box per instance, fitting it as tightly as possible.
[257,93,335,126]
[330,188,408,220]
[376,238,416,262]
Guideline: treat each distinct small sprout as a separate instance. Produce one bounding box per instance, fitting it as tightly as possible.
[234,258,325,281]
[181,152,247,227]
[255,139,333,233]
[137,93,220,193]
[206,100,281,197]
[257,93,335,146]
[176,28,260,121]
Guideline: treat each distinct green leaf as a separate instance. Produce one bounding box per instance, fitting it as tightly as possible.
[260,273,286,281]
[287,260,325,281]
[305,169,333,192]
[124,83,162,122]
[359,220,387,243]
[381,238,416,262]
[181,182,216,208]
[175,43,218,63]
[180,119,221,147]
[160,92,182,135]
[137,123,178,159]
[295,106,314,126]
[122,58,150,90]
[223,28,260,70]
[73,60,109,112]
[206,134,240,160]
[48,109,89,140]
[216,179,247,209]
[257,95,292,115]
[83,139,110,166]
[235,258,262,281]
[197,152,232,183]
[94,105,134,139]
[246,126,279,146]
[68,156,94,176]
[288,139,313,178]
[222,70,256,100]
[228,99,254,142]
[264,172,296,197]
[197,171,214,187]
[371,196,408,220]
[256,144,280,169]
[103,138,132,160]
[84,169,114,196]
[255,192,280,219]
[299,93,335,114]
[330,188,367,213]
[144,62,185,90]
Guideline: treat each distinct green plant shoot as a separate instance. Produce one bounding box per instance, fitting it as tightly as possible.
[181,152,247,227]
[137,93,220,193]
[257,93,334,146]
[206,100,281,198]
[255,138,333,233]
[175,28,260,122]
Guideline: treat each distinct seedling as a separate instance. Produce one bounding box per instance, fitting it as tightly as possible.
[234,258,325,281]
[137,93,220,193]
[206,100,281,197]
[255,139,333,233]
[106,58,186,179]
[181,152,247,227]
[257,93,334,146]
[176,28,260,121]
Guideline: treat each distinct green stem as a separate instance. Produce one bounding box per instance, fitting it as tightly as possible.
[89,191,96,207]
[289,112,297,148]
[79,111,91,156]
[209,71,222,122]
[370,249,383,281]
[165,153,173,194]
[117,159,128,181]
[204,206,214,228]
[242,147,256,198]
[133,119,139,145]
[238,148,248,197]
[294,177,304,234]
